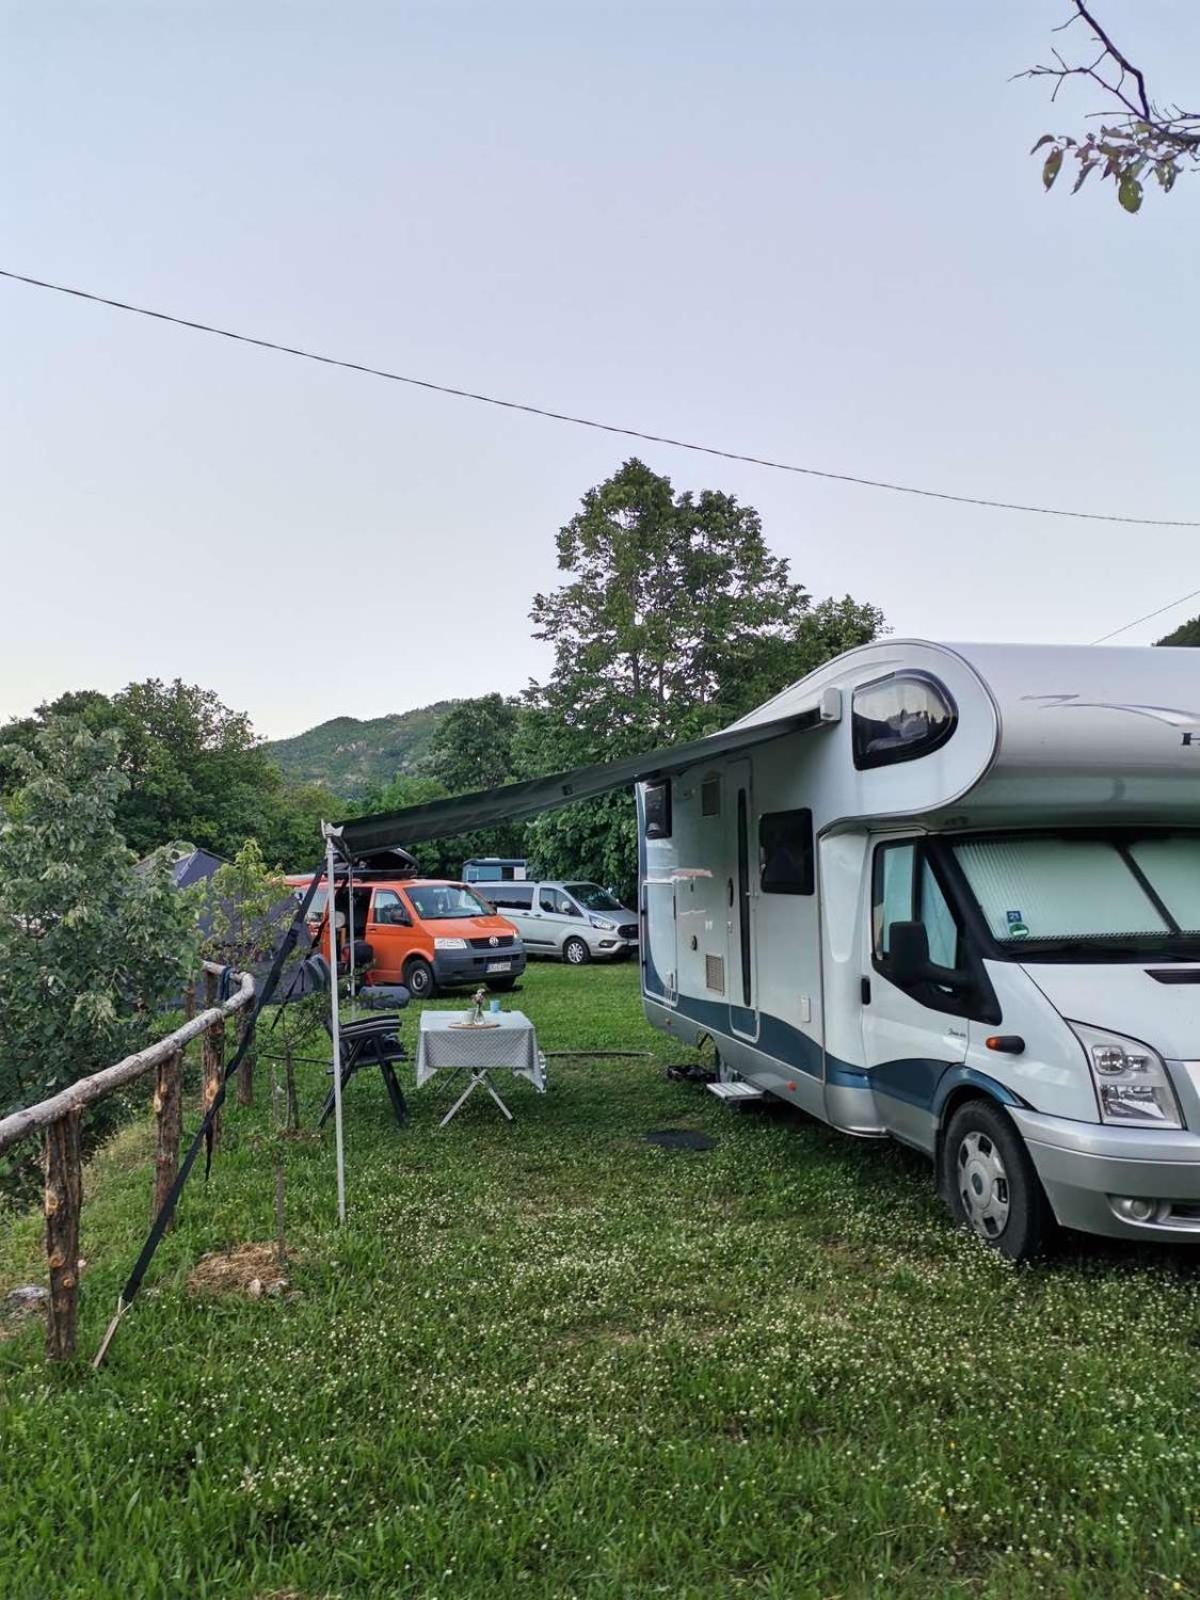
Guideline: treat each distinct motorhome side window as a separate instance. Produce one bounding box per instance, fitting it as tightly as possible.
[852,672,957,771]
[643,781,672,839]
[759,809,814,895]
[872,843,960,969]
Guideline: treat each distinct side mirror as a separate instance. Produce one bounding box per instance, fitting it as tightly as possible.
[888,921,966,992]
[888,922,930,987]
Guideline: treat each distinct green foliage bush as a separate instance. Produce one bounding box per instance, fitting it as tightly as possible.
[0,720,201,1198]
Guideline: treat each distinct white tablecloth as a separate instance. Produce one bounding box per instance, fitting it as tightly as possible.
[415,1009,545,1091]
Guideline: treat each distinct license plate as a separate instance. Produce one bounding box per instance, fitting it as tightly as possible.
[486,961,512,973]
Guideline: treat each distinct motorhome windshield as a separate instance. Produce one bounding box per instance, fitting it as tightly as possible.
[565,883,624,912]
[406,885,493,921]
[952,833,1200,954]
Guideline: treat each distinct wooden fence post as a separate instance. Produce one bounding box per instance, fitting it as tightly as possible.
[183,980,196,1022]
[236,1011,256,1108]
[202,969,224,1149]
[152,1048,183,1226]
[44,1110,82,1361]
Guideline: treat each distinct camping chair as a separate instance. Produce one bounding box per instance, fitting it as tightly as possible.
[298,954,411,1130]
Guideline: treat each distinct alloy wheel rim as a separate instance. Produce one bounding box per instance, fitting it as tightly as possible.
[956,1130,1011,1240]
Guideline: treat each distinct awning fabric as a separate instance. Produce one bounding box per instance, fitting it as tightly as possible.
[337,705,825,856]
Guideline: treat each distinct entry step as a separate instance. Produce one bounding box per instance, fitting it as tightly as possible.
[706,1080,765,1103]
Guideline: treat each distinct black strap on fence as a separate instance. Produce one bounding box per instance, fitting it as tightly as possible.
[97,861,330,1358]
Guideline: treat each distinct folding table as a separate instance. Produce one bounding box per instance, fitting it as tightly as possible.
[416,1010,546,1126]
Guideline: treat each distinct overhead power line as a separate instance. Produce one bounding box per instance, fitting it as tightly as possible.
[1091,583,1200,644]
[2,265,1197,530]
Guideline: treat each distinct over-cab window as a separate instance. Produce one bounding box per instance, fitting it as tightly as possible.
[759,809,814,895]
[852,672,957,771]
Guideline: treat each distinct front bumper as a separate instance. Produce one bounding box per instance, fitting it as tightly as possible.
[432,945,527,988]
[1011,1107,1200,1240]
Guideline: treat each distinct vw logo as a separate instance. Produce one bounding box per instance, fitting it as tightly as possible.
[488,935,499,947]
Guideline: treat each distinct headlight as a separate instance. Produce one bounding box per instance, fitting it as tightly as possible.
[589,916,617,930]
[434,937,467,950]
[1069,1022,1182,1129]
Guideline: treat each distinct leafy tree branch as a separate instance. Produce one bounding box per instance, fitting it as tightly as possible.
[1021,1,1199,211]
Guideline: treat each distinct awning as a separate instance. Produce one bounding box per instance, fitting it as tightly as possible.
[337,701,833,856]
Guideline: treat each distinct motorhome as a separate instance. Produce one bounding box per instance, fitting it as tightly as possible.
[637,640,1200,1259]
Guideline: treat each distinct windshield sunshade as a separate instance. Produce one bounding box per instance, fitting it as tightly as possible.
[954,838,1171,945]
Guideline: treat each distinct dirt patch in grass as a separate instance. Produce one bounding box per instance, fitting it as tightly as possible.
[187,1242,294,1299]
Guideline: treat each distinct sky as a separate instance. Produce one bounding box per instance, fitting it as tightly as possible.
[2,1,1197,741]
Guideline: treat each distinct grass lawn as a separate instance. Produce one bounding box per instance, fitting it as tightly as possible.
[2,960,1200,1599]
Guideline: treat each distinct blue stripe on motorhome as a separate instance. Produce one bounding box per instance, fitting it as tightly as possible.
[932,1065,1024,1113]
[646,985,1029,1113]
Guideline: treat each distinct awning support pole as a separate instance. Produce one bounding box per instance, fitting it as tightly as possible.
[322,823,346,1225]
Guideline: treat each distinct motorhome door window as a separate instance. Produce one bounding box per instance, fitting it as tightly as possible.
[852,672,957,770]
[644,781,672,838]
[759,809,814,895]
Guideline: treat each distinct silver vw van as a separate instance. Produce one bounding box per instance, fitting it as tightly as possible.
[479,880,638,964]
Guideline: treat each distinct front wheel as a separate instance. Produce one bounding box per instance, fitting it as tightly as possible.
[942,1099,1052,1262]
[563,936,591,966]
[404,956,436,1000]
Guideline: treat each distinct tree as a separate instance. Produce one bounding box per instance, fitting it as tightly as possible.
[1157,615,1200,647]
[107,679,274,859]
[422,694,530,869]
[521,459,884,897]
[1023,2,1199,211]
[0,680,342,872]
[529,459,882,747]
[425,695,523,794]
[354,773,454,877]
[0,719,200,1192]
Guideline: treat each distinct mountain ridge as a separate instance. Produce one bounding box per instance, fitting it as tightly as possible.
[265,700,458,795]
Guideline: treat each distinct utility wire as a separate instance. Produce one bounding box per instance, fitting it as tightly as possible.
[2,265,1197,531]
[1091,583,1200,644]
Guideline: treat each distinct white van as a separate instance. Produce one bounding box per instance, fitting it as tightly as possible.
[479,879,638,964]
[637,640,1200,1259]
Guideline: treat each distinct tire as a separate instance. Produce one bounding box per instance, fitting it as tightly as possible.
[487,976,517,992]
[942,1099,1052,1262]
[404,956,436,1000]
[563,936,591,966]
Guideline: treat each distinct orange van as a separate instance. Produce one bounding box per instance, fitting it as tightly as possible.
[288,875,527,1000]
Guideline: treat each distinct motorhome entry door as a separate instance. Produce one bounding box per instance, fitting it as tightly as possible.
[726,759,760,1041]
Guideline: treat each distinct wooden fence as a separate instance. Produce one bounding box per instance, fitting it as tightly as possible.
[0,962,255,1361]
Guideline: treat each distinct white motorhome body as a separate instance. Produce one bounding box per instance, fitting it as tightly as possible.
[638,640,1200,1256]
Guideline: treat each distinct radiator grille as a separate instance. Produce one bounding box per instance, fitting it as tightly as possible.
[705,952,725,994]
